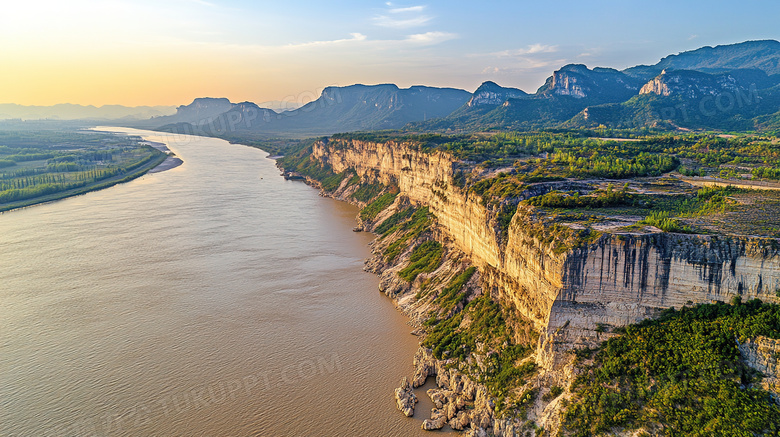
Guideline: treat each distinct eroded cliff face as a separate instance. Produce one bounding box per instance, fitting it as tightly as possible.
[313,139,562,333]
[739,336,780,403]
[467,81,528,107]
[312,138,780,366]
[306,138,780,436]
[543,233,780,369]
[638,69,751,99]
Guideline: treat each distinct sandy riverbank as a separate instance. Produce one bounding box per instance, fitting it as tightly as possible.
[141,140,183,173]
[148,156,183,173]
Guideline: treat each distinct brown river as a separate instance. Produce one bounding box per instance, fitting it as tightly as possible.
[0,128,455,436]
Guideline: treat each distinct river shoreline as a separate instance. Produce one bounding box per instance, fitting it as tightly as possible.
[1,128,184,213]
[2,128,443,436]
[140,139,184,173]
[0,151,167,213]
[148,155,184,173]
[275,159,496,435]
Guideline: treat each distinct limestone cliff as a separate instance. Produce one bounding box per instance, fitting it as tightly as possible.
[739,336,780,403]
[467,81,528,107]
[312,138,780,355]
[306,137,780,435]
[638,69,763,99]
[535,64,642,102]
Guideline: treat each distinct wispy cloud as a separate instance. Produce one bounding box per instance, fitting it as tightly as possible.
[469,43,570,82]
[200,31,455,56]
[374,3,431,28]
[388,5,425,13]
[478,57,567,77]
[374,15,432,28]
[285,33,367,49]
[374,15,432,29]
[492,44,559,57]
[182,0,216,7]
[524,44,558,54]
[405,31,457,45]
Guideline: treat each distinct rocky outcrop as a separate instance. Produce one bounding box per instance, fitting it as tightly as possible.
[467,81,528,107]
[541,232,780,368]
[536,64,642,102]
[412,347,490,432]
[739,336,780,403]
[422,408,448,430]
[545,65,590,98]
[394,377,418,417]
[638,69,763,99]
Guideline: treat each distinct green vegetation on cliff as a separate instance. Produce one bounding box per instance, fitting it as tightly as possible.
[433,267,477,312]
[337,131,676,175]
[282,154,345,191]
[523,182,750,236]
[398,240,443,282]
[279,128,780,436]
[470,172,526,202]
[564,300,780,437]
[360,188,399,220]
[383,207,433,262]
[374,206,414,235]
[351,181,385,202]
[333,131,780,185]
[525,184,636,209]
[424,290,538,413]
[513,207,603,254]
[637,211,693,233]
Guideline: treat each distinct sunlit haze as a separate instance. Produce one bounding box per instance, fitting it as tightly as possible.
[2,0,778,106]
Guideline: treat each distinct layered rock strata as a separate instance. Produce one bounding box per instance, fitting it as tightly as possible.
[312,138,780,366]
[739,336,780,403]
[301,137,780,435]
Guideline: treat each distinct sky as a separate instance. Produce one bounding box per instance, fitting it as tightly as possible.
[1,0,778,107]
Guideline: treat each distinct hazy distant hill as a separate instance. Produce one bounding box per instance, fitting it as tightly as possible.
[0,103,175,121]
[157,84,470,137]
[624,40,780,80]
[276,84,469,133]
[131,97,236,129]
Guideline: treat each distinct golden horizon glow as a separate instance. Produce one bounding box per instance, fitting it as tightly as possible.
[2,0,777,107]
[0,0,467,107]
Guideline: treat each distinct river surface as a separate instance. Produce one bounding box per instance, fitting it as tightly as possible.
[0,128,453,436]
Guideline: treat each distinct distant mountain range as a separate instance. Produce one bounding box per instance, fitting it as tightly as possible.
[132,97,235,128]
[150,84,471,137]
[0,103,176,121]
[16,40,776,135]
[418,40,780,132]
[148,40,780,136]
[624,40,780,79]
